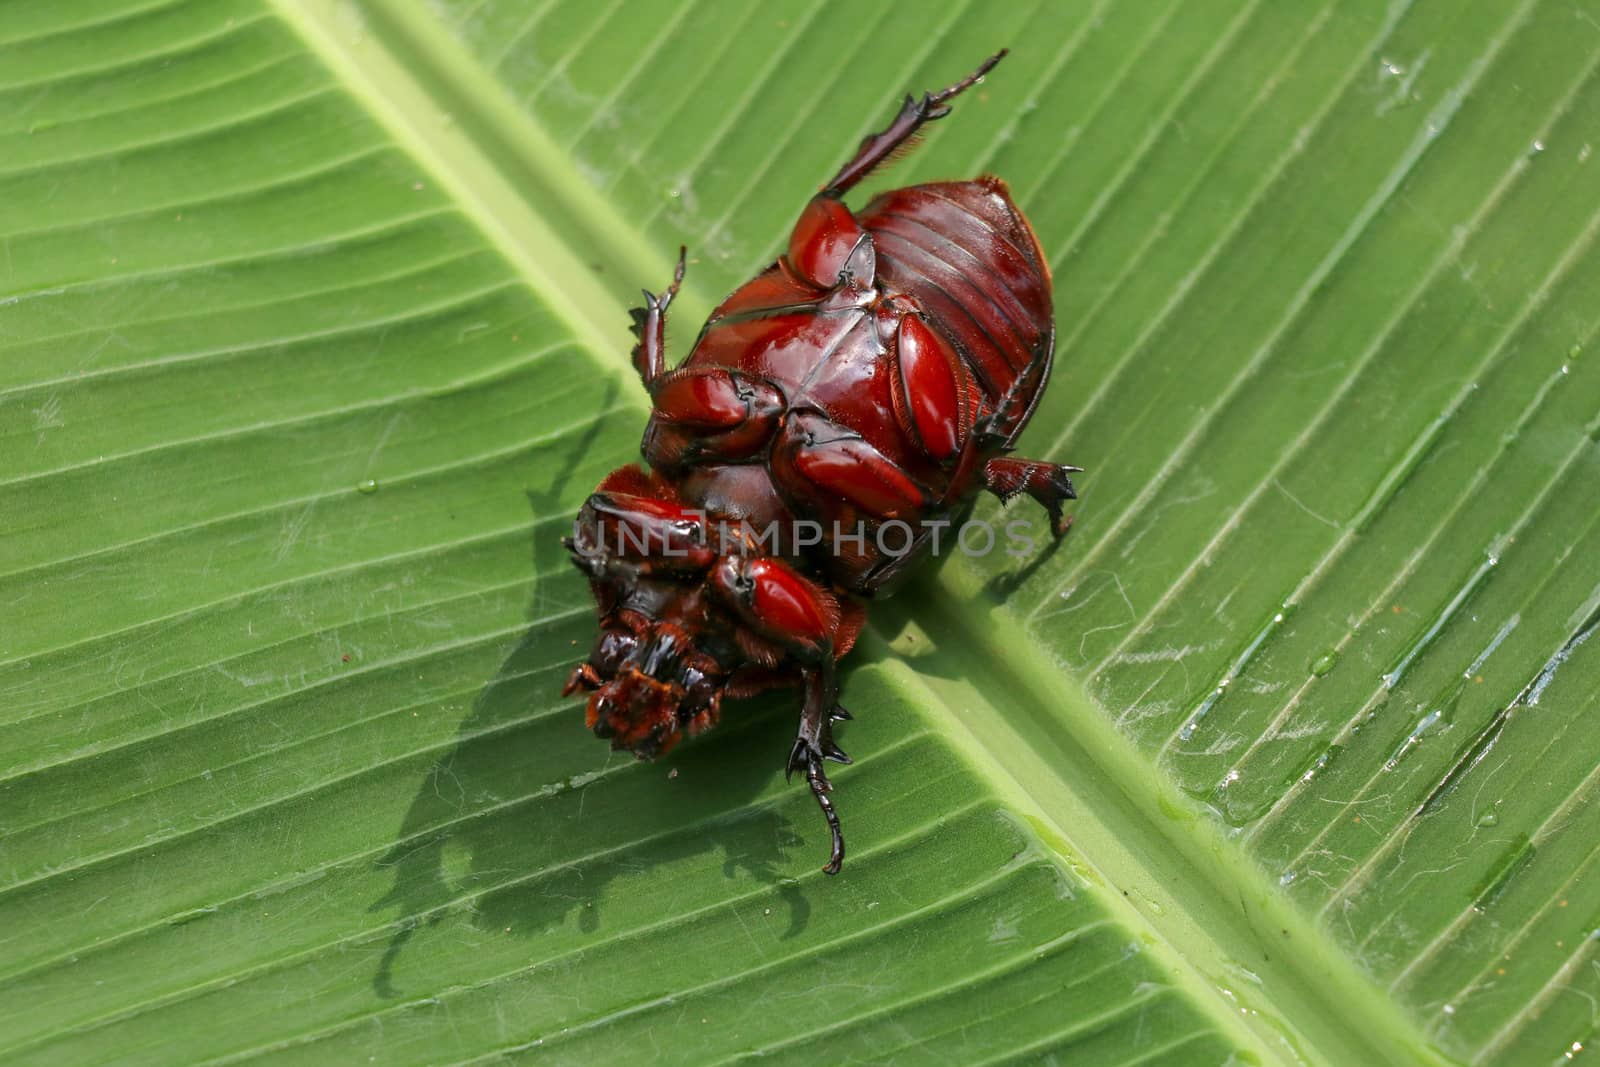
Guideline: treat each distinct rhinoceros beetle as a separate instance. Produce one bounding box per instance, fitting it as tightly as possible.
[563,51,1079,874]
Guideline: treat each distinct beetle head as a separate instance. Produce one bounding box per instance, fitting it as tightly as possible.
[563,611,724,760]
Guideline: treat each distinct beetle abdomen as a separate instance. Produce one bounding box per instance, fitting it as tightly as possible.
[858,178,1052,425]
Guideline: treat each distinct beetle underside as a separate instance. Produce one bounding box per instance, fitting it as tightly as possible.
[563,50,1080,874]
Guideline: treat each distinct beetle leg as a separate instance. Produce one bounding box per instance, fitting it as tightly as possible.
[565,490,714,577]
[770,411,931,523]
[821,50,1008,198]
[938,326,1056,506]
[788,666,849,875]
[786,196,875,290]
[973,325,1054,451]
[642,366,786,469]
[710,555,853,873]
[629,246,687,386]
[888,314,974,463]
[789,665,852,770]
[983,457,1083,538]
[711,554,842,663]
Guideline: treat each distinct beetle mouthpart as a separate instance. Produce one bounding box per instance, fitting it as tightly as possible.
[616,716,682,761]
[585,671,686,759]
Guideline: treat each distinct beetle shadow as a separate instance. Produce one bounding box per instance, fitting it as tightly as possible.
[367,389,809,999]
[979,519,1073,601]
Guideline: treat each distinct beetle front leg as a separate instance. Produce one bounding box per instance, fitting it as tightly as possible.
[821,50,1007,197]
[629,245,687,386]
[711,555,854,874]
[789,664,851,875]
[565,490,714,578]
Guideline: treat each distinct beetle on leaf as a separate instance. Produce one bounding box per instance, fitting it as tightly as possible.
[563,51,1081,874]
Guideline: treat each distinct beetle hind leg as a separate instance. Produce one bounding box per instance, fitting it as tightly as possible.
[984,457,1083,538]
[822,50,1008,198]
[629,245,687,386]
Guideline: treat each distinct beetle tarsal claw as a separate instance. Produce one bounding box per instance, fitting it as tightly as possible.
[785,737,810,782]
[802,756,846,875]
[829,703,853,722]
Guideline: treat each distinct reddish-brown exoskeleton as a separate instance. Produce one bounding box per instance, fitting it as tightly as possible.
[563,51,1079,873]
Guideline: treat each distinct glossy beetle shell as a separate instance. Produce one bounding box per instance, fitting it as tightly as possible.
[657,176,1054,593]
[564,51,1079,874]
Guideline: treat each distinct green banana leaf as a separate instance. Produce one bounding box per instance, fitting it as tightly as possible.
[4,1,1598,1063]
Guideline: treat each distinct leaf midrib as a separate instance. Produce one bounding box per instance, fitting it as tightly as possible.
[267,4,1446,1064]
